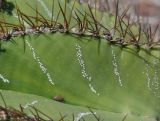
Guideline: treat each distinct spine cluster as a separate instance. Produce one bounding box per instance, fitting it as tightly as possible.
[0,0,159,50]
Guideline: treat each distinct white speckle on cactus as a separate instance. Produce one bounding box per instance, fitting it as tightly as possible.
[89,84,100,96]
[26,40,55,85]
[0,74,10,83]
[111,45,123,87]
[144,59,160,98]
[75,43,100,96]
[144,63,152,91]
[75,112,96,121]
[13,13,55,86]
[23,100,38,109]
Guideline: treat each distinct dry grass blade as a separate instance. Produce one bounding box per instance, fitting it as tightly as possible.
[0,25,14,28]
[0,91,7,108]
[88,4,99,34]
[88,108,100,121]
[26,3,50,27]
[137,24,141,42]
[51,0,55,26]
[82,13,88,32]
[87,21,95,34]
[25,15,47,26]
[128,30,137,43]
[68,0,76,28]
[15,6,35,28]
[82,12,101,37]
[58,1,68,31]
[15,3,25,31]
[122,114,128,121]
[118,5,131,38]
[74,11,82,30]
[114,0,119,31]
[18,10,36,28]
[75,9,89,33]
[58,112,66,121]
[118,17,124,37]
[19,104,24,113]
[144,28,150,44]
[29,109,42,121]
[52,10,61,31]
[122,20,137,42]
[31,106,54,121]
[149,25,152,42]
[33,107,42,121]
[123,15,131,37]
[120,5,130,20]
[151,24,159,42]
[0,21,18,28]
[35,1,39,28]
[1,15,8,35]
[0,23,5,34]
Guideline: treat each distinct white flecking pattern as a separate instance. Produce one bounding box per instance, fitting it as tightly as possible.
[75,43,100,96]
[111,45,123,86]
[26,40,54,85]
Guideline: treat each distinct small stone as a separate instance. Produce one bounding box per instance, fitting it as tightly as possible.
[53,96,65,103]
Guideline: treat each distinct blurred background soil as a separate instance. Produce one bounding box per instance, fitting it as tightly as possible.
[1,0,160,39]
[78,0,160,39]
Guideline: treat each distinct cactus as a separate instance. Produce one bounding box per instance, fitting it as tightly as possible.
[0,0,160,120]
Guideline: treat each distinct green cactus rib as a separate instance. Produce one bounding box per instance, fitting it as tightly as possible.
[1,90,157,121]
[0,0,160,120]
[0,32,160,117]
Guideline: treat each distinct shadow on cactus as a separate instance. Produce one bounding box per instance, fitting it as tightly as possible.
[0,0,160,121]
[0,0,15,15]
